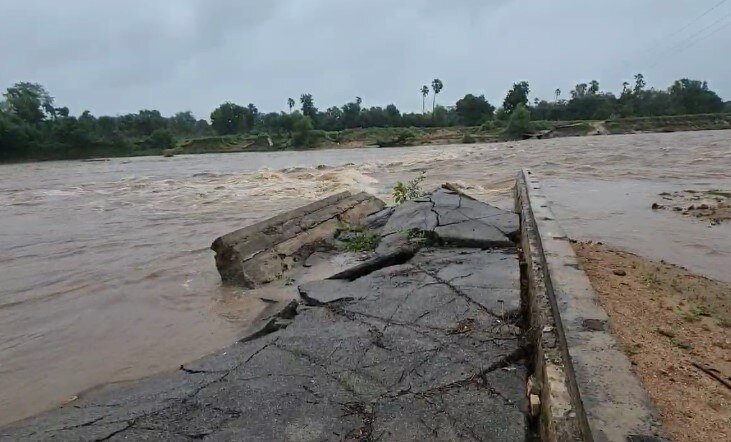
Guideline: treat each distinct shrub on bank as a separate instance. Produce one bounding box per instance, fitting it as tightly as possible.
[461,133,476,143]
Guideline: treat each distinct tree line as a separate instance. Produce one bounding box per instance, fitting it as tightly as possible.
[532,74,726,121]
[1,75,728,162]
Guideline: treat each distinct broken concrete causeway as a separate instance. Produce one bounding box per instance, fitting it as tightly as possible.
[1,172,665,441]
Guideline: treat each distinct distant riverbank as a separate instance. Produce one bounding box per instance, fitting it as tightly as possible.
[3,113,730,164]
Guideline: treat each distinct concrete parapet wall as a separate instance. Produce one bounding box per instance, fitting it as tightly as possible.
[516,169,666,442]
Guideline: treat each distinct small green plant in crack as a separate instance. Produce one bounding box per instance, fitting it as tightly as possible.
[393,172,426,204]
[403,228,440,246]
[405,228,427,240]
[338,228,380,252]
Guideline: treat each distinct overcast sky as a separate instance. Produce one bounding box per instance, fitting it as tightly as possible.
[1,0,729,118]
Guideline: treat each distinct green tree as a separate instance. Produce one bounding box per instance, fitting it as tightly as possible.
[565,92,617,119]
[133,110,166,136]
[420,85,429,114]
[320,106,343,131]
[431,79,443,113]
[571,83,588,99]
[668,79,723,114]
[505,104,531,138]
[245,103,259,129]
[144,128,175,150]
[621,82,630,95]
[278,112,299,136]
[170,111,197,135]
[287,98,295,114]
[300,94,317,120]
[385,104,401,126]
[210,102,247,135]
[634,73,646,94]
[3,82,54,124]
[292,115,315,148]
[455,94,495,126]
[0,109,33,160]
[502,81,530,115]
[341,98,362,129]
[194,119,212,135]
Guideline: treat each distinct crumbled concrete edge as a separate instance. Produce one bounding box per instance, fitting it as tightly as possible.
[516,170,668,442]
[211,191,385,288]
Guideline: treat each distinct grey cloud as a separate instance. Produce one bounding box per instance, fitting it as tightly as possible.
[1,0,728,118]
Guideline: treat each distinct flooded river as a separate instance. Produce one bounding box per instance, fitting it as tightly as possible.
[1,130,730,425]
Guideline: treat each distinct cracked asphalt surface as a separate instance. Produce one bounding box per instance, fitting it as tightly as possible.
[1,188,529,441]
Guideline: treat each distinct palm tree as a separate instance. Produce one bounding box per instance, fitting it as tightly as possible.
[431,79,443,113]
[634,73,645,93]
[420,85,429,114]
[287,98,295,113]
[554,88,561,102]
[589,80,600,95]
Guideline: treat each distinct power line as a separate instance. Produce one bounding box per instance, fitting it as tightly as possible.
[643,0,729,53]
[651,19,731,67]
[648,11,731,66]
[666,0,728,36]
[676,15,731,51]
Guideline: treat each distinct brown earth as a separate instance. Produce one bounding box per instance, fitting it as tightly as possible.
[573,241,730,442]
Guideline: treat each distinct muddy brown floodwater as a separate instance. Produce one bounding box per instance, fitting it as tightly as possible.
[1,130,730,426]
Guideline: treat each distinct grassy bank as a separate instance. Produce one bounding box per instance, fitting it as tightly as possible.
[169,113,731,156]
[168,126,498,155]
[168,122,570,155]
[605,113,731,134]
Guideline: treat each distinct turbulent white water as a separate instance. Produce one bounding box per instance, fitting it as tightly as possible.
[1,130,729,425]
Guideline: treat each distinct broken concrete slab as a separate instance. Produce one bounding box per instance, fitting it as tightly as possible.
[360,206,395,232]
[327,244,418,281]
[380,199,439,236]
[379,187,518,252]
[410,248,521,318]
[211,191,384,288]
[434,219,514,248]
[298,279,361,305]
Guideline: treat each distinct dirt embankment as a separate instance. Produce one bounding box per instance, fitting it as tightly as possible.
[573,241,730,442]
